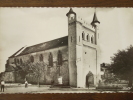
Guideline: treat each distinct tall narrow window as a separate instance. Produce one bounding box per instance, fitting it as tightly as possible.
[82,33,83,40]
[57,50,62,66]
[14,58,16,64]
[39,54,43,62]
[30,56,34,63]
[82,33,84,40]
[79,36,80,42]
[20,59,23,64]
[17,59,19,64]
[49,52,53,67]
[87,35,90,42]
[91,36,93,43]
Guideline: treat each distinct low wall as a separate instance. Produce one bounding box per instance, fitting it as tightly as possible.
[3,72,15,82]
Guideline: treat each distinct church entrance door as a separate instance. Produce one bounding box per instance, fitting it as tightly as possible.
[86,71,94,88]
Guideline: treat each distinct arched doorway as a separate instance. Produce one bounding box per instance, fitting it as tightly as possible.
[86,71,94,88]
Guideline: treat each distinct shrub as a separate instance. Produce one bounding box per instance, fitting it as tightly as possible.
[96,85,123,89]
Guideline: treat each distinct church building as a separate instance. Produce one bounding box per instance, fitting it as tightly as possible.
[4,8,101,88]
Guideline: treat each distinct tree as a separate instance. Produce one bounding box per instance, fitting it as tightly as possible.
[110,45,133,87]
[28,61,47,87]
[17,61,31,80]
[101,63,115,83]
[15,60,47,87]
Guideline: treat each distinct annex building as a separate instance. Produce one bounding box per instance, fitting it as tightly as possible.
[3,8,101,88]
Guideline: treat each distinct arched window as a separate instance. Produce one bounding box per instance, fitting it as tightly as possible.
[48,52,53,67]
[39,54,43,62]
[57,50,62,66]
[20,59,23,64]
[17,59,19,64]
[30,56,34,63]
[82,32,85,40]
[14,58,17,64]
[91,36,93,43]
[87,34,90,42]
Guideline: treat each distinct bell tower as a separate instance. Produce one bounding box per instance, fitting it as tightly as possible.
[66,8,101,87]
[66,8,77,87]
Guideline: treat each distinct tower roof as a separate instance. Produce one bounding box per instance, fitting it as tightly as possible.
[66,8,76,16]
[91,12,100,25]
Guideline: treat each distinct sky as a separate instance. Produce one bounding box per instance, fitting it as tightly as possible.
[0,7,133,72]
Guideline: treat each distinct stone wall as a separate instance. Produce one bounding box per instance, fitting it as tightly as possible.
[75,16,99,87]
[26,60,69,85]
[7,45,69,85]
[82,46,96,86]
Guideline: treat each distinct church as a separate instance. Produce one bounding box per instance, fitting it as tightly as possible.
[4,8,101,88]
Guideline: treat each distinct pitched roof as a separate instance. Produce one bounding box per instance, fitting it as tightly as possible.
[10,36,68,58]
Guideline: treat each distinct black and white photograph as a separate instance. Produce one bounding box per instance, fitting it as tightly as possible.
[0,7,133,93]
